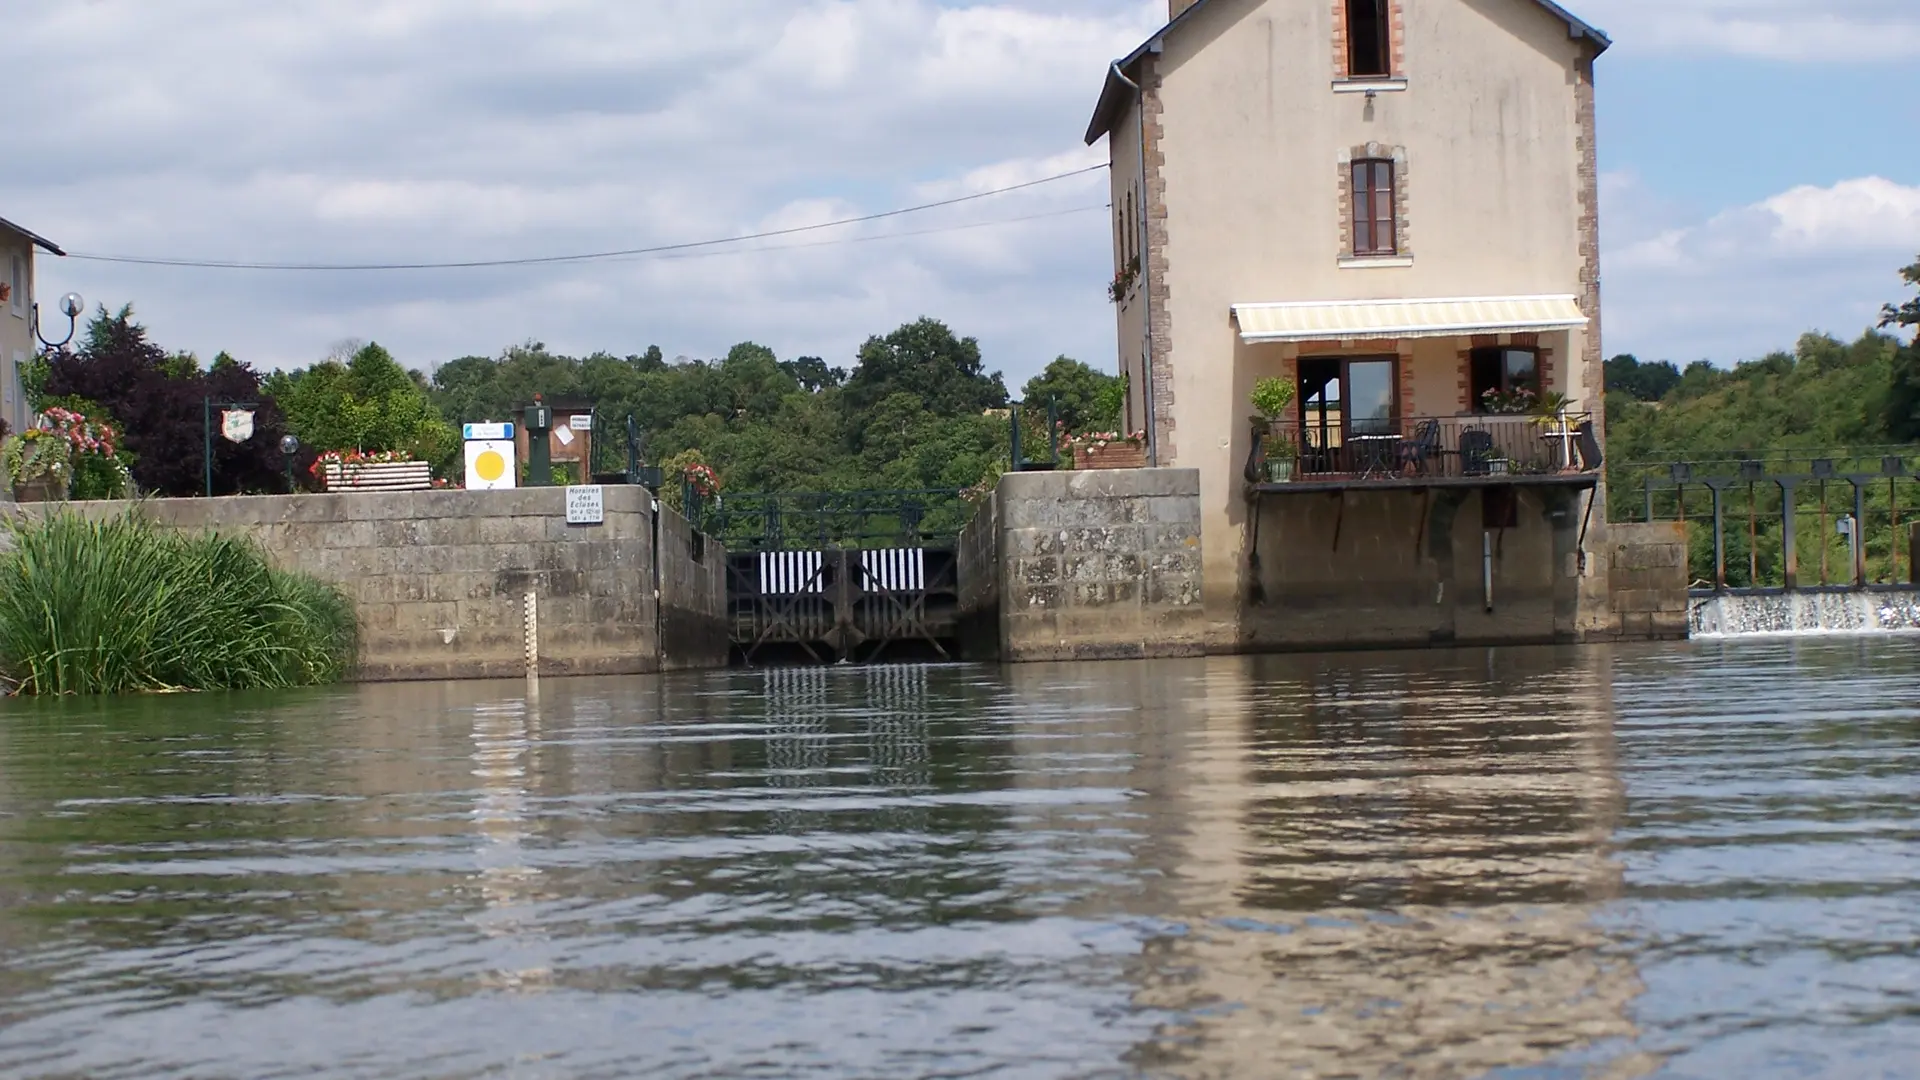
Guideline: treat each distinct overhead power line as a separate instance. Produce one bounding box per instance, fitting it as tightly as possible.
[65,163,1109,272]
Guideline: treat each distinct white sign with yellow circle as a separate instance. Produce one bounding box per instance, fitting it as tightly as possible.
[464,439,517,490]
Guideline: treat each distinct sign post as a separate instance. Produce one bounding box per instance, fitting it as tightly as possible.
[203,398,258,498]
[463,422,518,491]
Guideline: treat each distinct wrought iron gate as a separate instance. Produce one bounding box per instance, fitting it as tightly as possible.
[700,489,968,665]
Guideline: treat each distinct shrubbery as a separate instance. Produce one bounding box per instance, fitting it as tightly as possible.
[0,511,357,696]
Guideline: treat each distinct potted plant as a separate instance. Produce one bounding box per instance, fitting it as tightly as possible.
[2,428,73,502]
[1263,434,1298,483]
[1250,376,1297,422]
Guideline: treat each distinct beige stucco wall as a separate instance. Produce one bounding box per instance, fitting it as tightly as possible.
[1131,0,1599,644]
[0,232,32,437]
[1107,97,1152,440]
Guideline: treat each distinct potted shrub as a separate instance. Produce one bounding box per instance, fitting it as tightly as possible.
[1250,376,1297,422]
[2,428,73,502]
[1263,434,1298,482]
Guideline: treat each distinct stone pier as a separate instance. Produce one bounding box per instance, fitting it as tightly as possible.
[958,469,1206,662]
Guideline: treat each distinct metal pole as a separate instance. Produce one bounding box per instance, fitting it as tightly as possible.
[1853,481,1868,588]
[1482,530,1495,613]
[1009,405,1024,469]
[1818,482,1829,587]
[1893,478,1903,585]
[1643,476,1653,523]
[203,397,212,498]
[1780,481,1798,591]
[1711,484,1726,591]
[1748,482,1758,588]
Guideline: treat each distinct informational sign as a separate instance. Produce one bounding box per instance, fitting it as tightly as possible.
[463,422,515,441]
[565,485,605,525]
[220,409,256,443]
[465,439,517,490]
[568,414,593,431]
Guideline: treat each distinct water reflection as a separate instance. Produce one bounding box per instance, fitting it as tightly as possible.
[0,642,1916,1078]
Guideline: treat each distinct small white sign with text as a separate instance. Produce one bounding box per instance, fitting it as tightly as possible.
[569,414,594,431]
[565,485,605,526]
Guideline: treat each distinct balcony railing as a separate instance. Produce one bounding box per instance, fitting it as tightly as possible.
[1245,413,1602,486]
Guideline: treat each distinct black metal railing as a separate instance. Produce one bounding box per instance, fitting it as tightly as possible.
[1246,413,1601,485]
[694,489,970,552]
[1610,447,1920,590]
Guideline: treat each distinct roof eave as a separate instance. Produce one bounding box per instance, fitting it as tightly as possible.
[0,216,65,257]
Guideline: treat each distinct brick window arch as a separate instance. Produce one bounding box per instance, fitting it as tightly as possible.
[1337,144,1411,261]
[1334,0,1404,81]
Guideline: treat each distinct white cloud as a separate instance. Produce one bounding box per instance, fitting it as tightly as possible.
[1604,174,1920,364]
[0,0,1164,386]
[1572,0,1920,62]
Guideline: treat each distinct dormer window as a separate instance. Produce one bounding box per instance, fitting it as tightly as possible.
[1346,0,1390,78]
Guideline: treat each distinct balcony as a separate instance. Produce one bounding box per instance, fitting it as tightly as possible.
[1245,413,1603,494]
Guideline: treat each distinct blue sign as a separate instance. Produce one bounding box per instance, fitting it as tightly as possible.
[464,422,515,441]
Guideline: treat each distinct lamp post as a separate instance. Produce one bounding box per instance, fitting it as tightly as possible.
[280,434,301,493]
[31,292,85,354]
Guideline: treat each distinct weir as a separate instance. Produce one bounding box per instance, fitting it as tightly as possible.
[1690,591,1920,638]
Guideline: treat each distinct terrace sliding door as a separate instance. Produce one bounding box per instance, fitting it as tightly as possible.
[1298,355,1400,474]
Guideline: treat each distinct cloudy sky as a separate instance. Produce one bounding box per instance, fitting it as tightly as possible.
[2,0,1916,387]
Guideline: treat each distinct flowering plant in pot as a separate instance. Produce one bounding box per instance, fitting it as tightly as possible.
[1065,429,1148,470]
[2,428,74,502]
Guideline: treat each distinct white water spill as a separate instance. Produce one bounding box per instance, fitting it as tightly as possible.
[1691,591,1920,637]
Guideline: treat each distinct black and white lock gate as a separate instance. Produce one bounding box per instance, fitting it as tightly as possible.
[726,546,959,665]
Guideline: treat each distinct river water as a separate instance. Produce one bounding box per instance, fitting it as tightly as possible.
[1,642,1916,1079]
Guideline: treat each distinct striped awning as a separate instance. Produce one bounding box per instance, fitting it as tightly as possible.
[1231,295,1588,344]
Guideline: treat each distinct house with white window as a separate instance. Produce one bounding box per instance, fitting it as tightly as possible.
[0,215,64,438]
[1087,0,1613,650]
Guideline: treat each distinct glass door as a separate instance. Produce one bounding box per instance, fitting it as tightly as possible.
[1298,356,1399,475]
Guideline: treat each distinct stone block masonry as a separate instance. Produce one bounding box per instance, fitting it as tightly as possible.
[12,487,728,681]
[1594,521,1689,642]
[958,468,1205,662]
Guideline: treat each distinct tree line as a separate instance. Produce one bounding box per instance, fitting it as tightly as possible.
[24,310,1123,498]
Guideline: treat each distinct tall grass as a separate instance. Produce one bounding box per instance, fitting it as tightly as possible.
[0,511,357,696]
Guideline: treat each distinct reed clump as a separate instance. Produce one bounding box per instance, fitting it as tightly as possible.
[0,510,357,696]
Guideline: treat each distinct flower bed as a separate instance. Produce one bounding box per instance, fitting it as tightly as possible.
[311,451,435,492]
[1067,431,1148,471]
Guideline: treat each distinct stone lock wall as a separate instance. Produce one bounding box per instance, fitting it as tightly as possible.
[958,469,1206,662]
[10,488,728,681]
[1594,521,1689,641]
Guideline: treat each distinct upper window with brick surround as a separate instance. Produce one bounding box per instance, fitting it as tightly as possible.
[1351,159,1396,257]
[1345,0,1391,78]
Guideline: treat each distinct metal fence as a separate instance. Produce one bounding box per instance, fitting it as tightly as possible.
[1246,413,1600,483]
[1609,447,1920,590]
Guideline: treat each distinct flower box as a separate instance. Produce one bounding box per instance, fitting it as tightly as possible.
[1073,442,1148,471]
[12,478,67,503]
[321,460,434,492]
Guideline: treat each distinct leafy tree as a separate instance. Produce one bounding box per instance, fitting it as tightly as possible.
[1882,255,1920,339]
[1020,356,1121,432]
[43,305,291,496]
[781,355,846,392]
[272,343,459,471]
[841,318,1009,426]
[1602,354,1682,402]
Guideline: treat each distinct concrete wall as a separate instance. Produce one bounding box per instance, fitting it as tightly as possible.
[1594,521,1689,641]
[10,488,729,681]
[1239,485,1589,651]
[958,468,1206,662]
[657,505,727,670]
